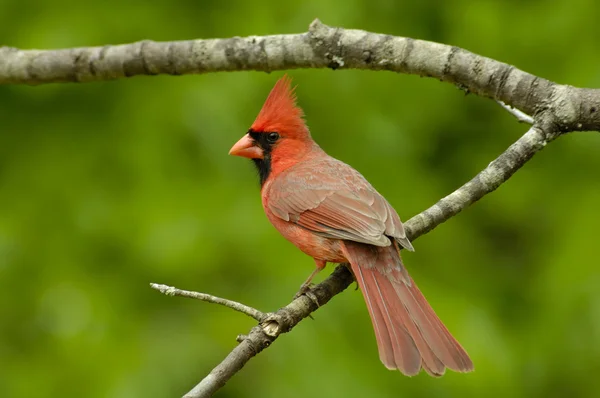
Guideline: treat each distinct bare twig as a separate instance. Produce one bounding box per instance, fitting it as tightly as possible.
[183,265,355,398]
[497,100,534,124]
[150,283,265,322]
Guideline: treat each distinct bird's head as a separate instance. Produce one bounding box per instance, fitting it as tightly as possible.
[229,75,316,184]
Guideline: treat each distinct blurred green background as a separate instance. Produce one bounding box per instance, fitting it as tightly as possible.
[1,0,600,397]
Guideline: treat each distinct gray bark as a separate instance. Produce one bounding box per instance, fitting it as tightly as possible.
[1,19,599,132]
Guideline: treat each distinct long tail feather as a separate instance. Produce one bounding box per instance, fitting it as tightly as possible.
[355,264,421,374]
[341,240,474,376]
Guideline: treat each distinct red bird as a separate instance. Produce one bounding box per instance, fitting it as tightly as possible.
[229,75,474,376]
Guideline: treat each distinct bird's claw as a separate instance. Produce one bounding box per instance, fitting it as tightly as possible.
[293,282,315,300]
[305,290,320,308]
[294,283,320,310]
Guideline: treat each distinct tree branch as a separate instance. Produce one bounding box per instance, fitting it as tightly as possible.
[149,283,265,322]
[1,19,599,132]
[405,124,547,240]
[158,121,559,398]
[179,265,355,398]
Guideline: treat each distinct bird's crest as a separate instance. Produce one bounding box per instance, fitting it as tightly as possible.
[251,75,308,136]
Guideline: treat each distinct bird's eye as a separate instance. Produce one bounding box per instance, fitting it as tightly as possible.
[266,132,280,143]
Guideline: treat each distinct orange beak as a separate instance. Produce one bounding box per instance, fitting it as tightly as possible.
[229,134,264,159]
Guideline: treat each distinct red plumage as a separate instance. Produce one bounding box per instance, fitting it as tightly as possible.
[251,75,308,137]
[229,75,474,376]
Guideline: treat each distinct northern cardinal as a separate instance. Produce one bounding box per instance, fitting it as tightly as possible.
[229,75,473,376]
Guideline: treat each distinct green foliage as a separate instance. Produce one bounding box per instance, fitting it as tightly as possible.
[1,1,599,397]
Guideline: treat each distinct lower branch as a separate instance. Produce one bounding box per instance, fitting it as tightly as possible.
[153,121,559,398]
[183,265,355,398]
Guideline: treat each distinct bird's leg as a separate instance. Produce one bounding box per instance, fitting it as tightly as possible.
[294,259,326,303]
[342,262,360,291]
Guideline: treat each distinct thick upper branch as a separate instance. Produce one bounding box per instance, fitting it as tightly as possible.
[1,19,599,132]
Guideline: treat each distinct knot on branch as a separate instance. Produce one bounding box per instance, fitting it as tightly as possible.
[308,18,331,40]
[308,18,345,70]
[260,311,294,337]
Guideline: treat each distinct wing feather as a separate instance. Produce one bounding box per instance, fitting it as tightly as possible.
[266,159,413,249]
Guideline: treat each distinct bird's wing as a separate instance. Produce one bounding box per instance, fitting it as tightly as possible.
[266,159,413,250]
